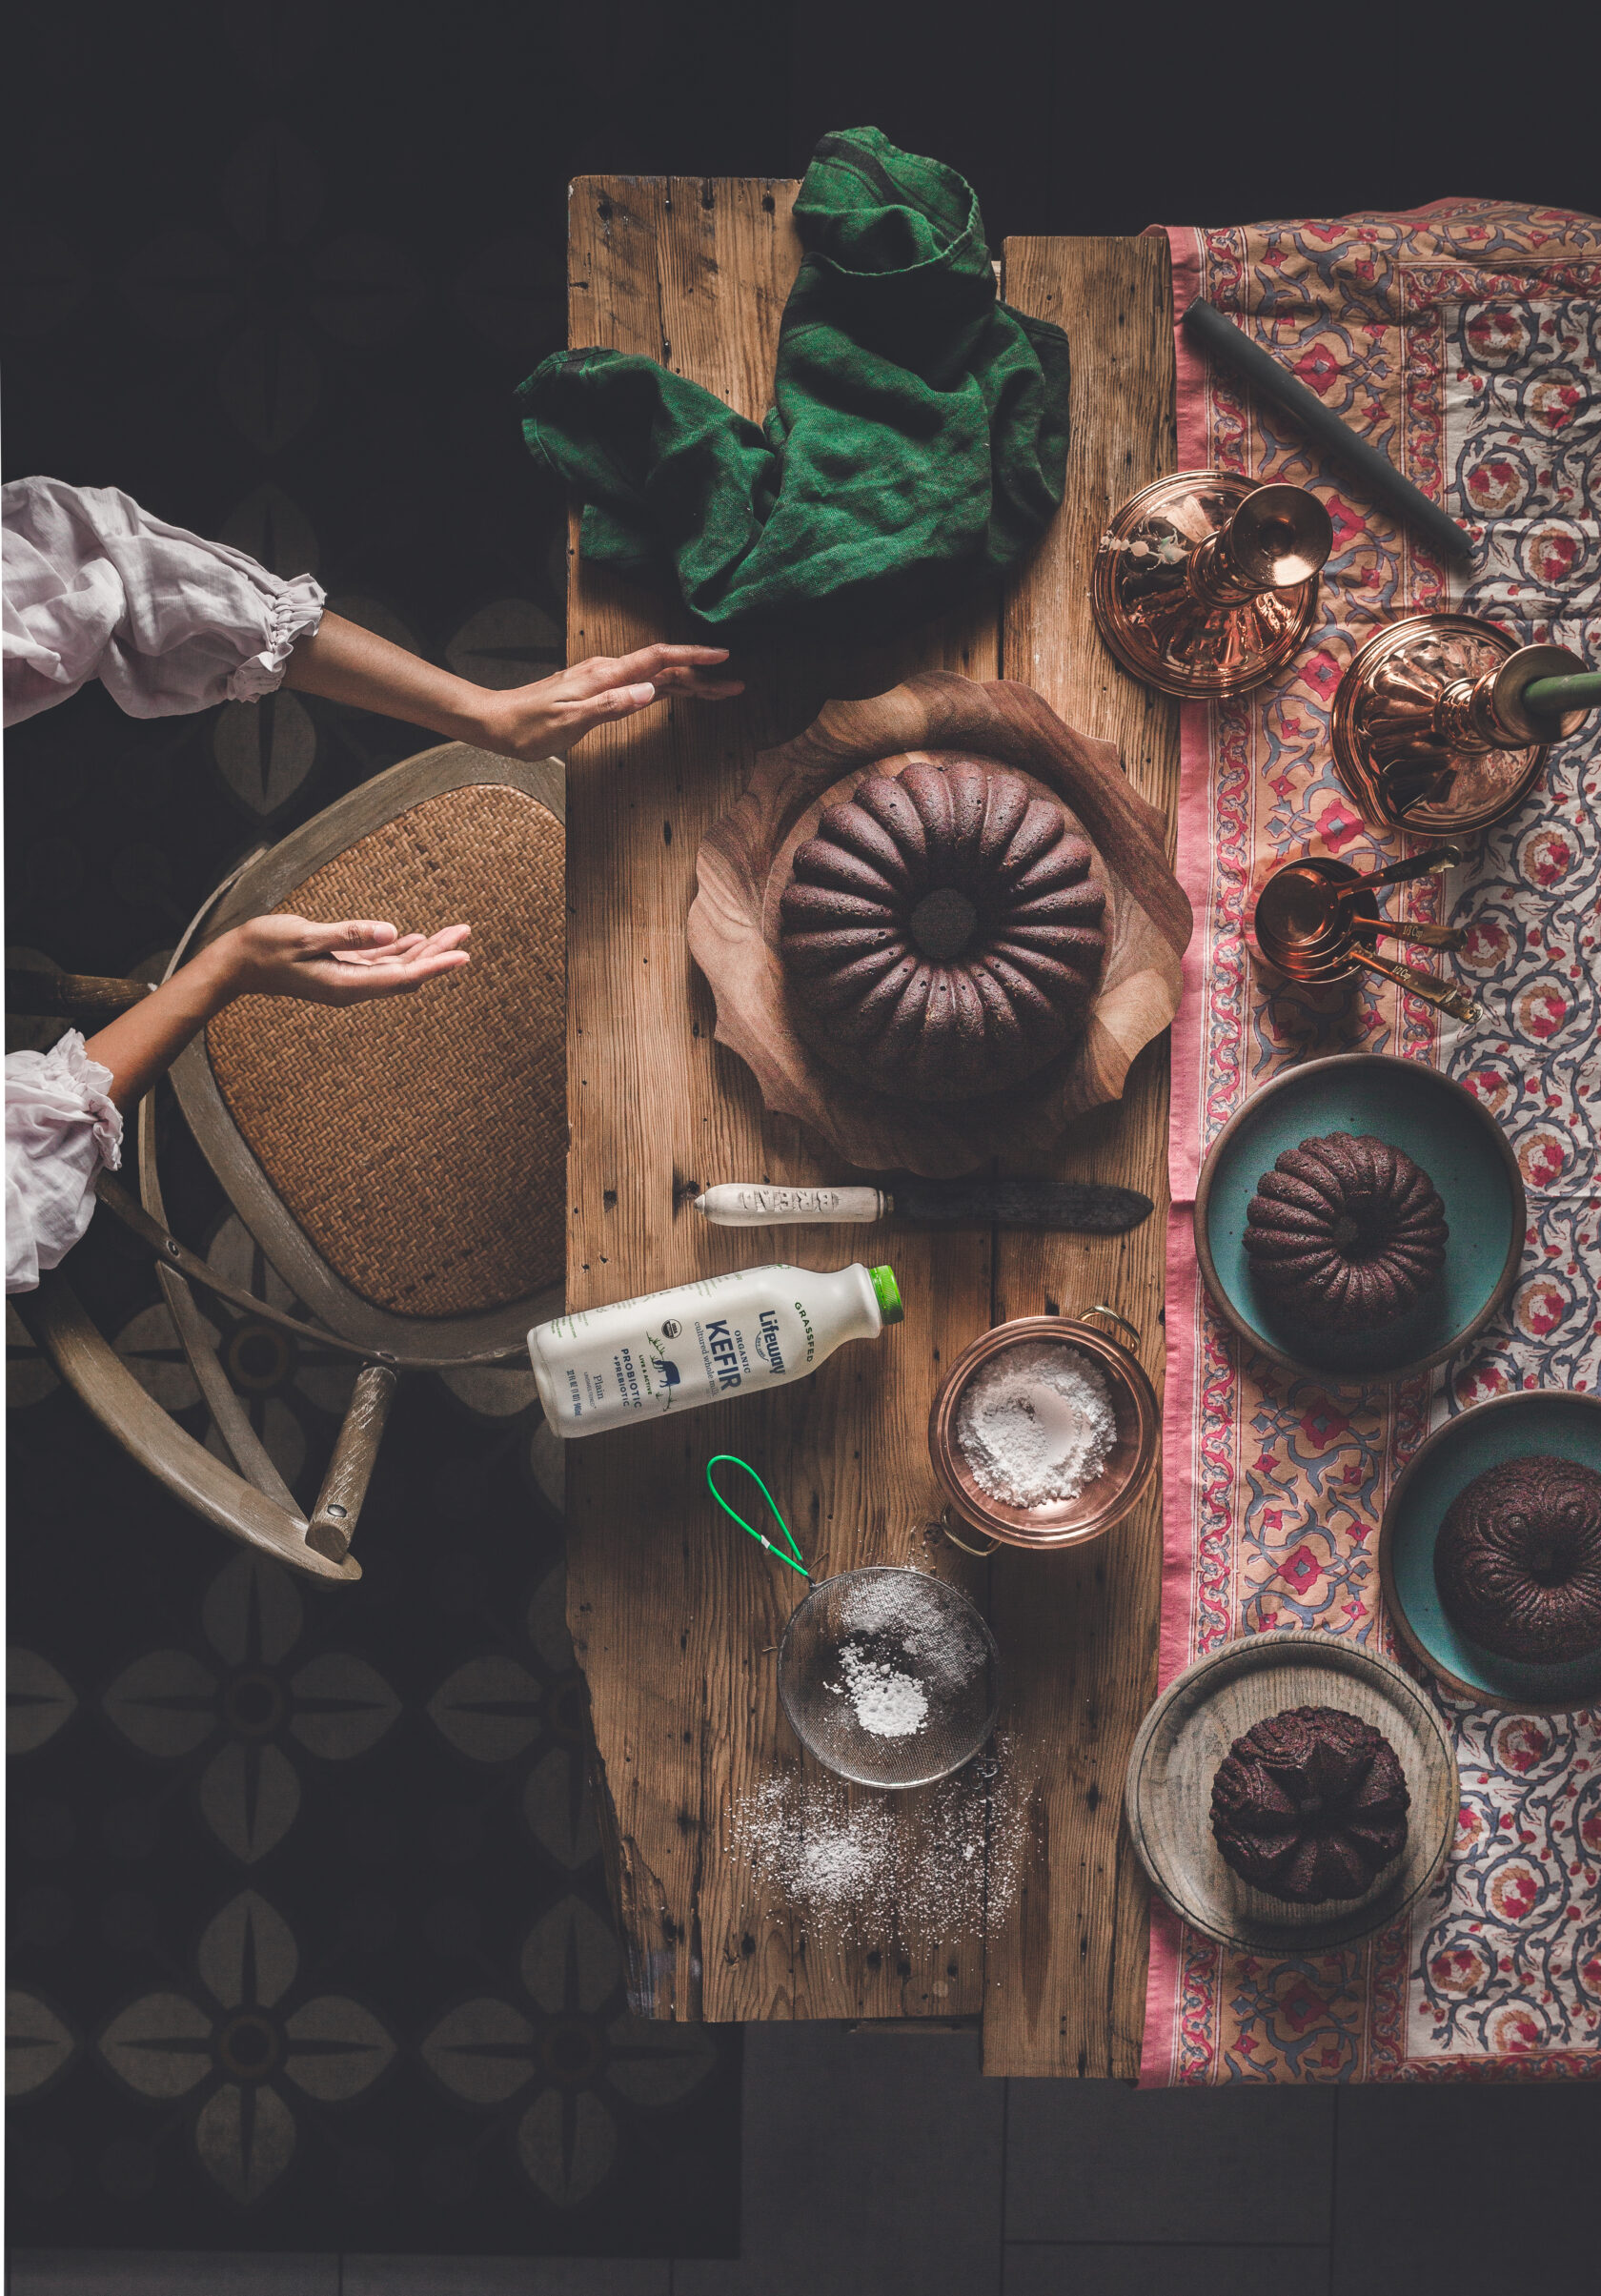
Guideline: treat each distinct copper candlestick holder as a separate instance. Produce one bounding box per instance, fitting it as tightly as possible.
[1091,472,1332,699]
[1330,614,1591,836]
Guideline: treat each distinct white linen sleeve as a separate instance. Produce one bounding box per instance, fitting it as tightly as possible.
[6,1032,124,1293]
[3,476,325,727]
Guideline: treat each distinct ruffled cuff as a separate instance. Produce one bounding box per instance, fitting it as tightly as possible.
[34,1030,123,1169]
[225,572,326,703]
[6,1030,124,1292]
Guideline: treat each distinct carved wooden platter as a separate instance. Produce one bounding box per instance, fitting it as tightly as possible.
[1124,1633,1457,1954]
[687,670,1191,1177]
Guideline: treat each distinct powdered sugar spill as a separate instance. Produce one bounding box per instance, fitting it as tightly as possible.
[955,1340,1116,1510]
[727,1737,1031,1939]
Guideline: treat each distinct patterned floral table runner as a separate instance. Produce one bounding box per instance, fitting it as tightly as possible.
[1141,201,1601,2084]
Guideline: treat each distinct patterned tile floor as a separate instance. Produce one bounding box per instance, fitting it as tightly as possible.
[6,1356,741,2255]
[12,2022,1601,2292]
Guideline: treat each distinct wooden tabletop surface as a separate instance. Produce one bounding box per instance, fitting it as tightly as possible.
[563,176,1179,2078]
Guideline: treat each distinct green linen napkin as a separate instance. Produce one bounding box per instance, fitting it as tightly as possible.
[517,127,1070,635]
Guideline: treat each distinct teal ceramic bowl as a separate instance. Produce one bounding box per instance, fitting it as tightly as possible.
[1380,1392,1601,1713]
[1194,1054,1523,1387]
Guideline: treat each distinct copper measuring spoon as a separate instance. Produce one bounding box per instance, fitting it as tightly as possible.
[1267,873,1466,956]
[1262,928,1481,1022]
[1321,843,1468,949]
[1347,913,1465,953]
[1250,846,1480,1022]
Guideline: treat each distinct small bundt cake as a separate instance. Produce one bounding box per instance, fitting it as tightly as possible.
[1243,1132,1448,1331]
[1434,1453,1601,1665]
[777,758,1107,1102]
[1210,1704,1410,1903]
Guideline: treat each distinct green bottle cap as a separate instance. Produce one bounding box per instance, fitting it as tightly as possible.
[869,1264,903,1325]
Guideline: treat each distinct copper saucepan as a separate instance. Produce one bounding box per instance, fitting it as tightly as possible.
[927,1310,1160,1554]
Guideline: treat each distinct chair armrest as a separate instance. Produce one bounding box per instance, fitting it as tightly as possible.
[5,969,153,1023]
[16,1273,361,1584]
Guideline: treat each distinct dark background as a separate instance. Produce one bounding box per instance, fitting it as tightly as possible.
[9,0,1599,510]
[8,0,1597,972]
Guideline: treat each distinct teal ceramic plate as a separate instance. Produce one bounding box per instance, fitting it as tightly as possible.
[1380,1392,1601,1713]
[1194,1053,1524,1386]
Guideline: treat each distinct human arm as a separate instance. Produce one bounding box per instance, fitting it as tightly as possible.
[6,916,470,1292]
[81,915,472,1113]
[5,478,743,747]
[280,610,743,758]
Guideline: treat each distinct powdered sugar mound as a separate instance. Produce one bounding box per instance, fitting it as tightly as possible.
[955,1340,1116,1510]
[727,1738,1030,1940]
[836,1569,989,1697]
[837,1643,929,1737]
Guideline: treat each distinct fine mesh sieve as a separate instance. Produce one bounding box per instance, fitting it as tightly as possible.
[777,1565,1001,1788]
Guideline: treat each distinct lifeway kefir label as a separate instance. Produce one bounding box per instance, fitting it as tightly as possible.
[537,1268,817,1429]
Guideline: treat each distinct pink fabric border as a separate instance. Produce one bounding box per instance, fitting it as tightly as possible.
[1138,226,1217,2087]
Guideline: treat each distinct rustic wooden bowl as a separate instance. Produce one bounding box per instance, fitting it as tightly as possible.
[687,671,1191,1178]
[927,1312,1160,1554]
[1124,1633,1458,1954]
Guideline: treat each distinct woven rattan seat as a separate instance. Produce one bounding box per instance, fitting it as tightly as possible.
[207,781,564,1321]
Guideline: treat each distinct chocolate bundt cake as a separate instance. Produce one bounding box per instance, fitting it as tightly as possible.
[1210,1704,1410,1903]
[1434,1453,1601,1665]
[1243,1132,1448,1331]
[777,758,1107,1102]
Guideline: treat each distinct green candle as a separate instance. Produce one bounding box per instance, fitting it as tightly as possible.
[1523,670,1601,719]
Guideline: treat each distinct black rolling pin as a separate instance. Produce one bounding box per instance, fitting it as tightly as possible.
[1182,295,1475,566]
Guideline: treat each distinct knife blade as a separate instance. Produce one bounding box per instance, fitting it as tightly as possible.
[692,1180,1153,1233]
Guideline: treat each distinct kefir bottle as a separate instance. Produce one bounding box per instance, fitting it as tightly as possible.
[528,1262,902,1438]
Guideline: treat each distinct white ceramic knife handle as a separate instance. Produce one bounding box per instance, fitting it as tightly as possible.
[693,1185,887,1226]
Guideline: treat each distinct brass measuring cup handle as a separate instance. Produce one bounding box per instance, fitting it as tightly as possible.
[1348,914,1468,953]
[1082,1303,1143,1351]
[1348,944,1482,1024]
[1349,842,1465,890]
[932,1509,1001,1559]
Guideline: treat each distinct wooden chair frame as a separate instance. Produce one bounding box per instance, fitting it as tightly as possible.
[14,742,565,1584]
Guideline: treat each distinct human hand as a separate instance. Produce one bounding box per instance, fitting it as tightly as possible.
[213,916,472,1007]
[284,614,743,760]
[469,643,743,758]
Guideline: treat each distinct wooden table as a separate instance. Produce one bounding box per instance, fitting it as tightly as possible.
[564,177,1179,2078]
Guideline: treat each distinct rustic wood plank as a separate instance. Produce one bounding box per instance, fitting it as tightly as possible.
[983,236,1179,2078]
[564,177,1000,2022]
